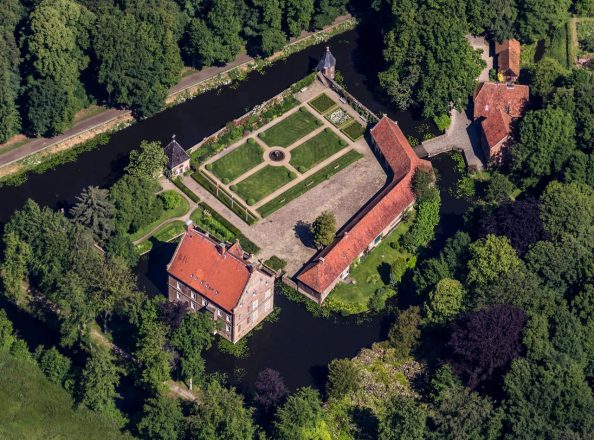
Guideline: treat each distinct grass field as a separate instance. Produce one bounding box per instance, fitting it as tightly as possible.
[136,220,186,254]
[258,149,363,217]
[260,108,319,147]
[328,218,413,314]
[210,141,264,182]
[234,165,295,203]
[290,129,347,172]
[309,93,338,114]
[546,24,570,68]
[128,190,190,242]
[341,121,366,141]
[0,352,132,440]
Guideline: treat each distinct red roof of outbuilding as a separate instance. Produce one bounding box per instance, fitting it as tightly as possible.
[495,39,521,78]
[167,229,250,312]
[297,116,432,295]
[474,82,529,153]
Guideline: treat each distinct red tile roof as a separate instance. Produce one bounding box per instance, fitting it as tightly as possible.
[495,39,521,78]
[297,116,432,295]
[474,82,529,153]
[167,229,250,311]
[481,109,512,149]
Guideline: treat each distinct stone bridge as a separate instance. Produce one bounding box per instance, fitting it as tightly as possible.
[414,108,486,171]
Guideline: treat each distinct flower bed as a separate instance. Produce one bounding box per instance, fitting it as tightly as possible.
[327,109,352,127]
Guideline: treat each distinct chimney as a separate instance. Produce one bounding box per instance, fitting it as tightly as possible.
[184,219,193,232]
[318,257,325,263]
[217,243,226,256]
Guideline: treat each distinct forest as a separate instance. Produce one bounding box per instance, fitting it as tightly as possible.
[0,0,349,142]
[1,0,594,439]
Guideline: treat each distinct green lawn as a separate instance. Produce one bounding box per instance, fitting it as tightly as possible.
[290,129,347,172]
[136,221,186,255]
[546,24,570,68]
[309,93,338,114]
[258,150,363,217]
[129,190,190,242]
[327,218,414,314]
[260,108,320,147]
[234,166,295,203]
[341,121,366,141]
[0,352,132,440]
[210,141,264,182]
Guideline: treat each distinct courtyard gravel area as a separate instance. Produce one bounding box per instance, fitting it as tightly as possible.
[250,142,387,276]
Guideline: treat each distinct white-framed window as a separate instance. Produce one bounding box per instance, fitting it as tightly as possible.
[217,309,222,317]
[176,281,181,290]
[226,324,231,333]
[176,292,180,300]
[226,315,231,323]
[202,299,206,306]
[265,288,272,299]
[251,309,259,322]
[252,299,259,311]
[191,292,195,299]
[264,299,271,312]
[191,302,195,310]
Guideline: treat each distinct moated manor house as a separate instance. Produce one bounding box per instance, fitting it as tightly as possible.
[167,224,275,343]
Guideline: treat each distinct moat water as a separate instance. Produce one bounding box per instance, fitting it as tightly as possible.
[0,23,464,399]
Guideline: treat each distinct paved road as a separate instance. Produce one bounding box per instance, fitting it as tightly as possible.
[0,14,353,170]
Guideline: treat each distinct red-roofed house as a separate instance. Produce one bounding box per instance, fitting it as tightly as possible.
[167,226,275,343]
[296,116,432,302]
[495,39,521,83]
[474,82,529,160]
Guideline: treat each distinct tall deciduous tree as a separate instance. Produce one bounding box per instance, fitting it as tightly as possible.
[311,211,336,249]
[137,395,184,440]
[466,235,521,287]
[518,0,572,41]
[134,320,172,392]
[187,381,257,440]
[170,312,213,390]
[125,141,168,180]
[254,368,289,411]
[379,395,427,440]
[285,0,315,37]
[79,347,125,426]
[274,387,331,440]
[326,358,360,399]
[448,305,526,388]
[23,0,94,134]
[424,278,465,325]
[388,306,421,361]
[0,232,32,305]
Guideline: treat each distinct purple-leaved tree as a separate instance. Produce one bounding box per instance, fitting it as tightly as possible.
[254,368,289,411]
[448,304,527,388]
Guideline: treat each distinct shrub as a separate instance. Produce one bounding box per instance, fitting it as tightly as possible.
[35,346,72,387]
[388,306,421,361]
[264,256,287,271]
[298,166,306,173]
[326,358,360,399]
[230,185,238,192]
[222,178,230,185]
[247,138,256,144]
[433,114,451,132]
[205,163,213,171]
[339,139,347,146]
[316,119,323,126]
[288,171,296,179]
[247,199,256,206]
[259,132,266,139]
[368,288,389,312]
[159,191,181,210]
[299,107,307,112]
[324,127,331,133]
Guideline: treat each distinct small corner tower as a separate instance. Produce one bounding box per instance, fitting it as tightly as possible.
[317,46,336,80]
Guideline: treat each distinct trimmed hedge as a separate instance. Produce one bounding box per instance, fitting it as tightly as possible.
[172,177,200,203]
[191,171,258,225]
